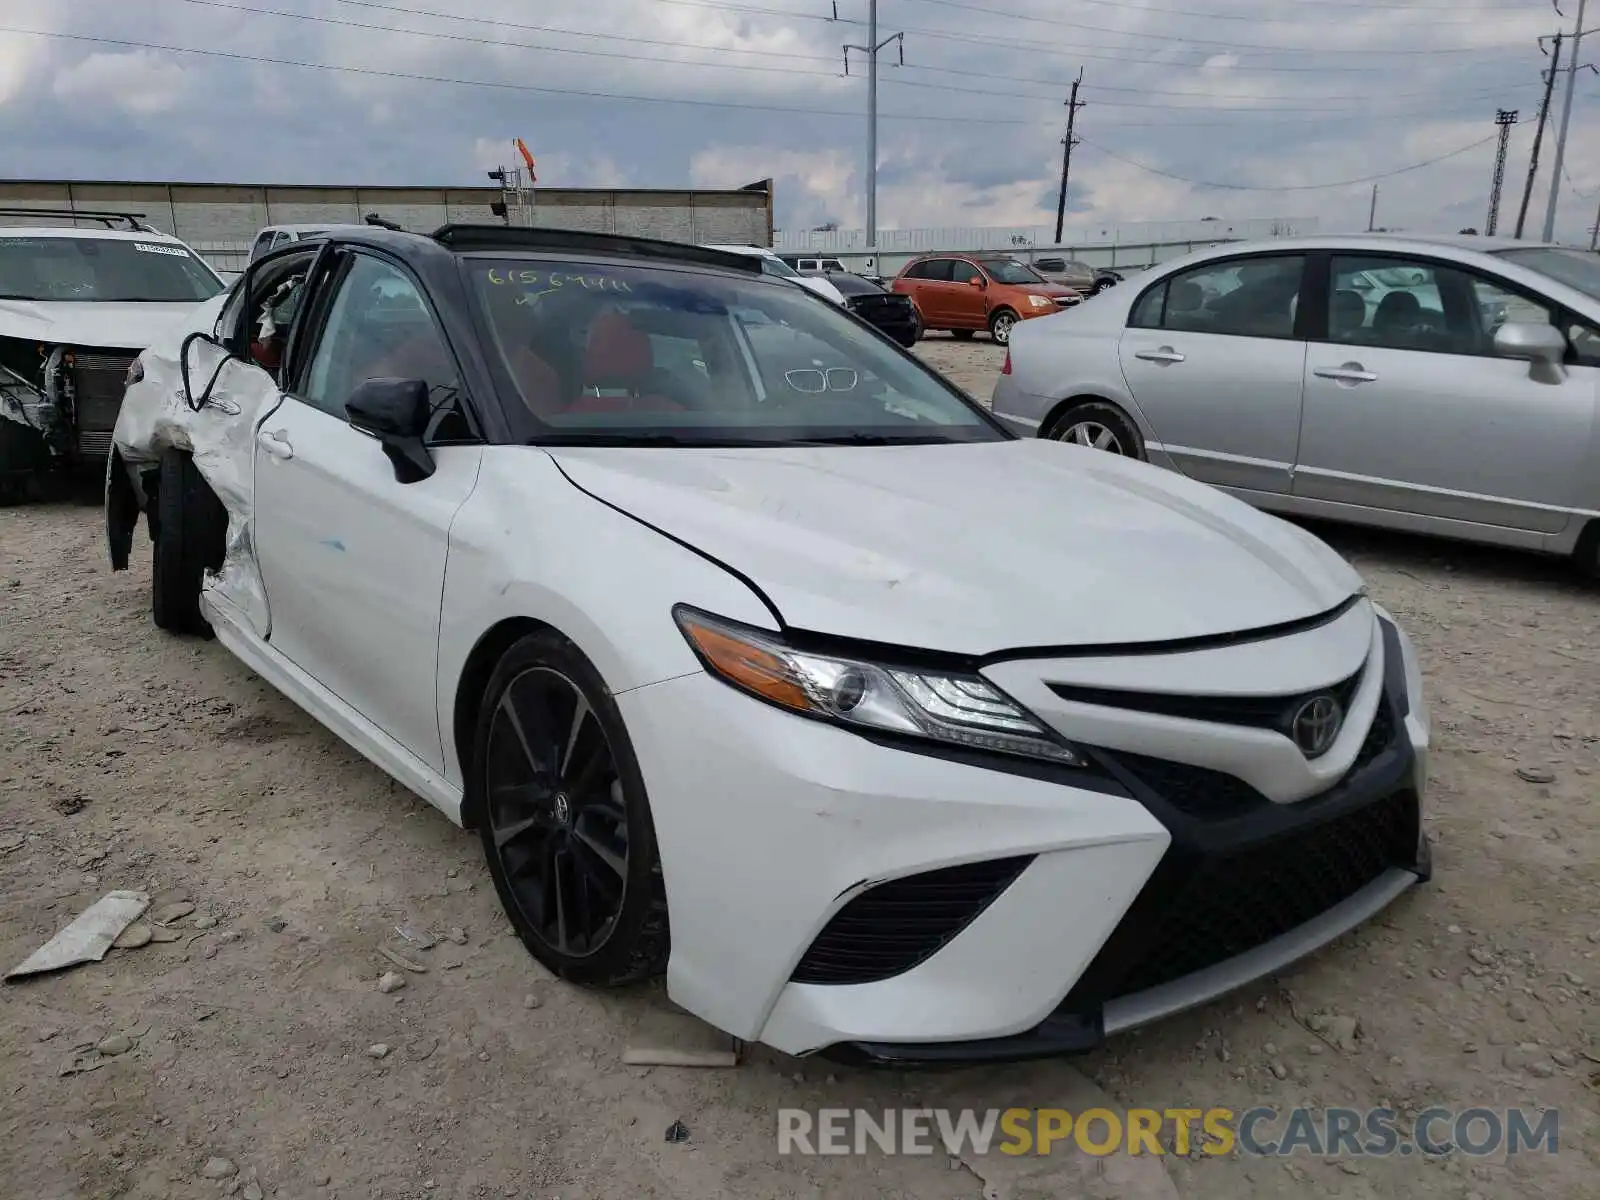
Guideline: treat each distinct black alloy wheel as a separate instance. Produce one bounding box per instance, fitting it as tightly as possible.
[475,631,669,986]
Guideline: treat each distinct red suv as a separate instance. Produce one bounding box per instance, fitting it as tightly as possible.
[891,254,1081,345]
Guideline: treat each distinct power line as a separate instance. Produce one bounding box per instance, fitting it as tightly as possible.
[0,25,1024,124]
[904,0,1548,27]
[1076,132,1500,191]
[688,0,1545,56]
[650,0,1537,67]
[164,1,1544,116]
[317,0,1532,100]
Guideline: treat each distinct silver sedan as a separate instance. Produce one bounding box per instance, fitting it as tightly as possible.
[991,234,1600,576]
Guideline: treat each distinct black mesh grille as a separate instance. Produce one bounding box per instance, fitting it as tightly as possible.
[70,352,136,447]
[1063,787,1419,1007]
[791,857,1033,985]
[1110,696,1398,821]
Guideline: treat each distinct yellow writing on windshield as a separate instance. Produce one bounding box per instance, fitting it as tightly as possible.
[484,267,632,297]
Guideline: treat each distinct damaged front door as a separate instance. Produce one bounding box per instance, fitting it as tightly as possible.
[250,250,482,774]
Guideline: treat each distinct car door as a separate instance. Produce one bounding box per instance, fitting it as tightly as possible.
[1294,252,1597,535]
[1117,252,1310,494]
[945,258,991,329]
[250,248,485,772]
[902,258,953,323]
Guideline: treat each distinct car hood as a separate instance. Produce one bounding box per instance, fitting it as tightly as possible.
[794,276,846,305]
[547,440,1363,655]
[0,299,206,350]
[1014,282,1080,299]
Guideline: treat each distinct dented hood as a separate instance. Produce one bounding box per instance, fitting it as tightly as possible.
[547,439,1364,656]
[0,299,204,351]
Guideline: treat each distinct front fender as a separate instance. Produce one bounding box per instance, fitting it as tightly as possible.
[434,449,779,792]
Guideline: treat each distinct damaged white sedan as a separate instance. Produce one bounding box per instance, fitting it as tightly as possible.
[0,210,226,499]
[107,224,1431,1064]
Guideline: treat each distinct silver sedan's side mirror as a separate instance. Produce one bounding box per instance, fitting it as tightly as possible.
[1493,321,1568,383]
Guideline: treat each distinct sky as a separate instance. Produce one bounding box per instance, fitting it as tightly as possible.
[1,0,1597,242]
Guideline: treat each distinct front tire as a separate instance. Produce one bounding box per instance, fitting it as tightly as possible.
[1045,400,1146,460]
[473,630,670,988]
[150,448,227,637]
[988,308,1019,345]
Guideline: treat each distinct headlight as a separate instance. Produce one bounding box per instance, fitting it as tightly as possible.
[1028,295,1053,308]
[673,606,1084,766]
[126,357,144,386]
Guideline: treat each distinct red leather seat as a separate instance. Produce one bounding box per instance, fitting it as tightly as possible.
[568,311,683,415]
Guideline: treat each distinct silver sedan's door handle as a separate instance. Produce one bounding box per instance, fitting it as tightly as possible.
[1135,346,1186,363]
[258,428,294,460]
[1313,363,1378,384]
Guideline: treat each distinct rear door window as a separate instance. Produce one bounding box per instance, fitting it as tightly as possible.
[1137,255,1306,339]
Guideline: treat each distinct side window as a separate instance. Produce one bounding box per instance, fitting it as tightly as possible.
[1158,255,1305,339]
[1331,256,1551,357]
[902,260,931,280]
[1565,316,1600,367]
[918,259,954,282]
[949,260,982,285]
[228,249,320,381]
[249,231,275,262]
[1129,281,1167,329]
[300,254,465,437]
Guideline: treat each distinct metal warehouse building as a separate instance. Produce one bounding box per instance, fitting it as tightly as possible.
[0,178,775,272]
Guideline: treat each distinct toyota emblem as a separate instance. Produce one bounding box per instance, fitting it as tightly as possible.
[1291,695,1343,757]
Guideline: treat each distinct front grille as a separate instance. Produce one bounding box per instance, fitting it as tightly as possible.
[1062,787,1419,1006]
[791,856,1033,985]
[1107,695,1397,820]
[69,351,136,449]
[1050,670,1363,738]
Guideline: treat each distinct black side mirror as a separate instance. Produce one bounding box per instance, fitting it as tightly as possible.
[346,377,435,483]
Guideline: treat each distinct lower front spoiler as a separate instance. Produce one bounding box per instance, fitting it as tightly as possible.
[822,862,1425,1068]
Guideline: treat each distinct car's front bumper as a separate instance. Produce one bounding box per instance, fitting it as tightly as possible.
[618,608,1428,1061]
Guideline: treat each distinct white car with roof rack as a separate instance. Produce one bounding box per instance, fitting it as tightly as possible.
[0,208,225,499]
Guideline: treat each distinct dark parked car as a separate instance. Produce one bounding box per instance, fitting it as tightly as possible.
[827,271,920,347]
[1033,257,1123,296]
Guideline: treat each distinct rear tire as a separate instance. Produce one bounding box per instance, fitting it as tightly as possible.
[151,448,227,637]
[1044,400,1146,460]
[1574,520,1600,582]
[473,630,670,988]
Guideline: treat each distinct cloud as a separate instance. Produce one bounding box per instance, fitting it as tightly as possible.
[3,0,1597,242]
[51,50,191,115]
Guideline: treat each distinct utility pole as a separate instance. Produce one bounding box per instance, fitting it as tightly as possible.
[1516,33,1562,239]
[842,2,903,253]
[1486,109,1519,235]
[1542,0,1589,241]
[1367,184,1379,232]
[1054,69,1085,244]
[1590,194,1600,249]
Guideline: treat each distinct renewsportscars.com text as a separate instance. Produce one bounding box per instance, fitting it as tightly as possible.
[777,1106,1560,1159]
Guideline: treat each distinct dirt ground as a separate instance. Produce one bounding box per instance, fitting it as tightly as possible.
[2,336,1597,1200]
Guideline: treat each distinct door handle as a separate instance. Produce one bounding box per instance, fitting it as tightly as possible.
[1313,363,1378,384]
[258,428,294,460]
[1135,347,1185,363]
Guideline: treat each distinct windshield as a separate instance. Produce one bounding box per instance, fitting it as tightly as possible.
[980,259,1046,285]
[1492,246,1600,303]
[469,257,1003,446]
[0,235,224,303]
[756,256,800,279]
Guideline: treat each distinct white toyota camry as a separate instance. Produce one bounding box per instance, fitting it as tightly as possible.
[107,225,1431,1063]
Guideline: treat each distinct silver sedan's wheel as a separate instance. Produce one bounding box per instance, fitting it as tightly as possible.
[1044,400,1146,461]
[1058,420,1126,453]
